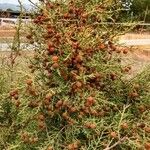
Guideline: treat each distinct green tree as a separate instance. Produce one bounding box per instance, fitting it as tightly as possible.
[130,0,150,22]
[121,0,150,22]
[6,8,13,12]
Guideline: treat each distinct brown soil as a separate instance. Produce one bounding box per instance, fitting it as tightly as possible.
[126,33,150,75]
[0,26,15,37]
[0,30,16,37]
[0,26,26,37]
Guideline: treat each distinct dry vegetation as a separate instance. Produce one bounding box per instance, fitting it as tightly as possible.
[0,1,150,149]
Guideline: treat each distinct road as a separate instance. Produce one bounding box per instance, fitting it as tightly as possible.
[0,31,150,51]
[0,43,33,51]
[0,39,150,51]
[119,39,150,46]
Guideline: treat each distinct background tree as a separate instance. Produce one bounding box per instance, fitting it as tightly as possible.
[120,0,150,22]
[130,0,150,22]
[6,8,13,12]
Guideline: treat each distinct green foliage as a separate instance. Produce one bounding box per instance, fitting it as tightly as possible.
[121,0,150,22]
[131,0,150,22]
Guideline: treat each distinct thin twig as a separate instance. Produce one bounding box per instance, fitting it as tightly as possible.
[28,0,41,9]
[103,136,128,150]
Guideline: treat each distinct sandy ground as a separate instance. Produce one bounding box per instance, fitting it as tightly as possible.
[0,30,16,37]
[0,26,25,37]
[120,32,150,40]
[0,26,16,37]
[0,26,149,60]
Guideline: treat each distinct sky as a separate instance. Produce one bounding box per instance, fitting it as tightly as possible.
[0,0,39,4]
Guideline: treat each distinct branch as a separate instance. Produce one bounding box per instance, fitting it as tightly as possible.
[103,136,128,150]
[28,0,41,9]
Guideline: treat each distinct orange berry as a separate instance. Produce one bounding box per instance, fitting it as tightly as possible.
[123,67,130,73]
[116,48,121,53]
[62,112,69,119]
[67,144,74,150]
[75,55,83,63]
[26,79,33,85]
[85,122,96,129]
[68,119,75,125]
[67,141,80,150]
[90,109,98,116]
[38,121,45,129]
[138,123,145,128]
[121,123,128,129]
[85,96,96,107]
[110,131,117,138]
[45,93,52,100]
[69,107,77,113]
[15,100,21,107]
[129,92,139,99]
[110,72,117,80]
[84,122,91,128]
[10,89,18,97]
[145,127,150,133]
[47,146,53,150]
[63,100,69,107]
[38,114,45,121]
[28,101,39,108]
[72,42,79,49]
[14,94,19,100]
[44,99,50,105]
[90,123,97,129]
[64,13,69,19]
[123,48,128,54]
[144,143,150,150]
[48,47,55,54]
[52,63,59,69]
[21,132,29,143]
[52,56,59,62]
[138,105,146,113]
[99,43,105,50]
[55,100,63,108]
[75,81,82,88]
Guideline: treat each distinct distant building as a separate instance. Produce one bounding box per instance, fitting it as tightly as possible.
[0,10,31,26]
[0,10,30,18]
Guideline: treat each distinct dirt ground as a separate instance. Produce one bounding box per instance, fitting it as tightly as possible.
[120,32,150,40]
[0,26,16,37]
[0,26,150,65]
